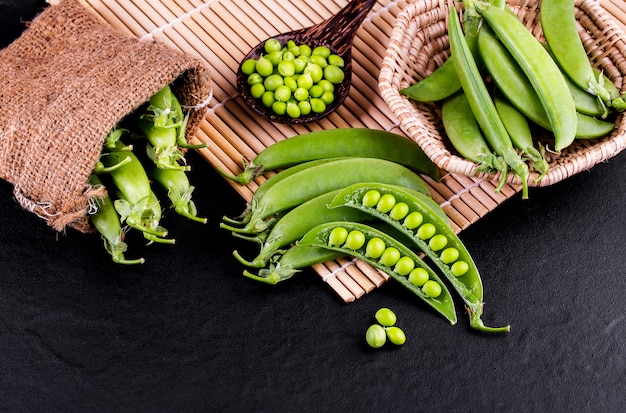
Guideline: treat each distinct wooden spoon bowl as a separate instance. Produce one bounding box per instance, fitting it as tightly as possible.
[236,0,377,124]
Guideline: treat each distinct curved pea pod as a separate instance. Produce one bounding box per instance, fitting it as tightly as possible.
[298,221,458,325]
[217,128,440,185]
[476,4,577,152]
[493,91,549,182]
[477,23,616,141]
[224,157,432,235]
[88,175,144,265]
[541,0,626,113]
[328,182,510,333]
[243,245,345,285]
[448,7,529,199]
[441,91,509,190]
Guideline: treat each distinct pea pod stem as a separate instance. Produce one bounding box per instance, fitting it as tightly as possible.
[448,6,529,199]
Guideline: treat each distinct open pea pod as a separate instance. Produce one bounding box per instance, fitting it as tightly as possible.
[298,221,458,326]
[327,182,510,333]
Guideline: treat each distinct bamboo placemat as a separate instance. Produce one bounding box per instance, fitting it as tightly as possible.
[79,0,625,302]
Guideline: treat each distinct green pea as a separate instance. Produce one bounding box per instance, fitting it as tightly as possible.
[255,55,274,77]
[250,83,265,99]
[309,54,328,68]
[286,102,301,118]
[271,101,287,115]
[389,202,410,220]
[317,79,334,93]
[328,227,348,246]
[440,247,459,264]
[278,60,296,77]
[305,63,323,83]
[264,74,284,91]
[375,308,397,327]
[408,267,429,287]
[365,237,386,259]
[274,85,291,102]
[247,73,263,86]
[297,73,314,90]
[376,193,396,213]
[310,98,327,113]
[385,326,406,346]
[324,64,345,84]
[241,58,257,75]
[345,230,366,250]
[298,101,312,116]
[264,38,282,53]
[266,50,283,66]
[380,247,401,267]
[299,44,312,57]
[394,256,416,276]
[451,260,469,277]
[428,234,448,251]
[404,211,423,229]
[294,87,309,102]
[320,90,335,105]
[282,50,295,61]
[328,54,345,67]
[293,58,307,73]
[362,190,381,208]
[365,324,387,349]
[312,45,331,58]
[309,84,324,98]
[417,223,436,240]
[261,91,275,107]
[422,280,442,298]
[288,45,301,57]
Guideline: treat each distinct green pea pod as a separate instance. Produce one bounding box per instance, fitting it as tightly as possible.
[441,91,509,190]
[88,175,144,265]
[225,157,432,235]
[298,221,458,325]
[478,24,616,139]
[217,128,440,184]
[328,182,510,333]
[476,3,577,152]
[448,7,529,199]
[541,0,626,112]
[493,91,549,182]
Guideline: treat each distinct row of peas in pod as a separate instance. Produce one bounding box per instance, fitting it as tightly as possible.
[240,38,345,119]
[402,0,624,199]
[219,127,510,334]
[87,85,207,264]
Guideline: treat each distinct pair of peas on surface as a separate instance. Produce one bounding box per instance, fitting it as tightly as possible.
[365,308,406,349]
[241,38,346,118]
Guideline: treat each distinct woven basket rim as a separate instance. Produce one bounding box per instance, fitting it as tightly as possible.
[379,0,626,187]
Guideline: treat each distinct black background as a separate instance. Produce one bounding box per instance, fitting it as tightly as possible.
[1,1,625,412]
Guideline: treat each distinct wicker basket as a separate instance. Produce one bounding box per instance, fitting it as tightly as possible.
[379,0,626,187]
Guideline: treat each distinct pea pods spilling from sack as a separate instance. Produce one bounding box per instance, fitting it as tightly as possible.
[221,128,510,334]
[88,85,207,264]
[400,0,624,199]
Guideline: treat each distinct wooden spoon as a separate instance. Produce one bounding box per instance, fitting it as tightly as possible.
[236,0,377,124]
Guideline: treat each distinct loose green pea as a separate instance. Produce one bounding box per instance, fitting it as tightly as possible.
[255,55,274,77]
[309,84,324,98]
[264,38,282,53]
[422,280,442,298]
[394,256,416,276]
[404,211,423,229]
[294,87,309,102]
[428,234,448,251]
[299,44,312,57]
[278,60,296,77]
[328,54,345,67]
[266,50,283,66]
[389,202,410,220]
[297,73,314,90]
[298,101,312,116]
[293,58,307,73]
[451,260,469,276]
[247,73,263,86]
[264,74,284,91]
[282,50,295,61]
[309,54,328,68]
[385,326,406,346]
[310,98,326,113]
[324,64,345,84]
[241,58,257,75]
[345,230,366,250]
[380,247,401,267]
[261,91,275,107]
[274,85,291,102]
[305,63,323,83]
[365,237,386,259]
[286,102,301,118]
[440,247,459,264]
[317,79,334,92]
[408,267,429,287]
[320,90,335,105]
[375,308,397,327]
[376,193,396,213]
[312,45,331,58]
[249,83,265,99]
[417,223,436,240]
[366,324,387,349]
[328,227,348,246]
[283,76,298,92]
[271,101,287,115]
[362,190,381,208]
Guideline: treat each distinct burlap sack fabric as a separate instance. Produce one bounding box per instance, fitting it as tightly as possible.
[0,0,212,233]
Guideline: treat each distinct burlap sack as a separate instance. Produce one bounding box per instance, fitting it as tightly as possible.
[0,0,212,233]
